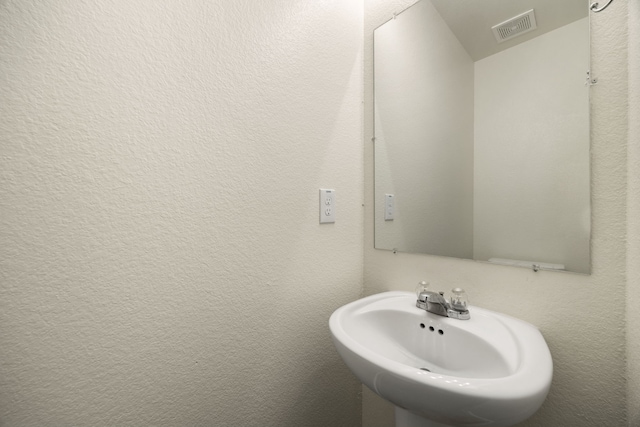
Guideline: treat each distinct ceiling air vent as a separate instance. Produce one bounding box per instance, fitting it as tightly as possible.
[491,9,537,43]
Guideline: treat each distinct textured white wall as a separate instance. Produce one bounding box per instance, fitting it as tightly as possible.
[0,1,364,426]
[474,18,590,273]
[373,0,474,259]
[364,1,630,426]
[627,0,640,424]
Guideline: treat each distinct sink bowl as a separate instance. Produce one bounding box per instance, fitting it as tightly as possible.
[329,291,552,427]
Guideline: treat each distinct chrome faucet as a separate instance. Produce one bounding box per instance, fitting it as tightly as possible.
[416,283,470,320]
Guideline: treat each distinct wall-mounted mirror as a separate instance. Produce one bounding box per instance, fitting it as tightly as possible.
[374,0,591,274]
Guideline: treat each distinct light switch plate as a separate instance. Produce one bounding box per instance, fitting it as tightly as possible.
[319,189,336,223]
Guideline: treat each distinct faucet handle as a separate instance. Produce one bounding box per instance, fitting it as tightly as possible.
[415,281,430,298]
[415,282,431,310]
[450,287,469,311]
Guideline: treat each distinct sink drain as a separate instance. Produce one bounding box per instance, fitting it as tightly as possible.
[420,367,431,372]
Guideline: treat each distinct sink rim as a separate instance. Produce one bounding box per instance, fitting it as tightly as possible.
[329,291,553,424]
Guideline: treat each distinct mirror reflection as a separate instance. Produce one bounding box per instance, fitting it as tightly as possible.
[374,0,590,274]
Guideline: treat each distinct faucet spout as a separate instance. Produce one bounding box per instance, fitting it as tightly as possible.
[416,291,448,316]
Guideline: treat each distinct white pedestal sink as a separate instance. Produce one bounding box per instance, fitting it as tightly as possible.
[329,291,553,427]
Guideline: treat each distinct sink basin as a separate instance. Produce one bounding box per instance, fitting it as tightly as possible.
[329,291,553,427]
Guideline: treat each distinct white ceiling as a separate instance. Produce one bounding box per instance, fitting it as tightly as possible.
[427,0,588,61]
